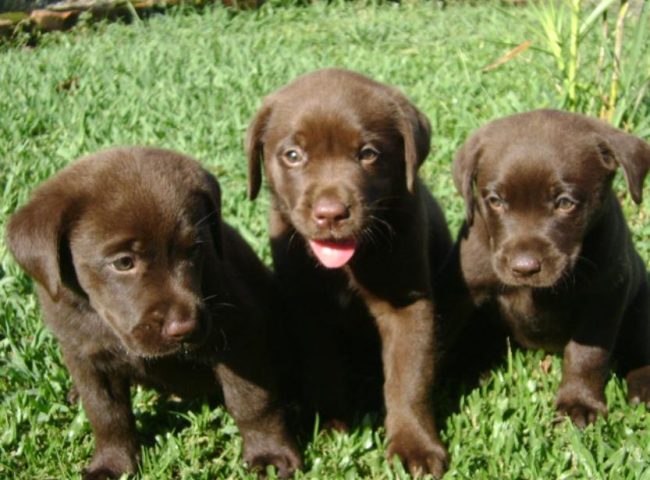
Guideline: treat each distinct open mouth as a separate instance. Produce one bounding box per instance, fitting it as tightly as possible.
[308,238,357,269]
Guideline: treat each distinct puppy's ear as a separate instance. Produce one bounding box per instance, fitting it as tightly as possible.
[245,101,273,201]
[200,171,224,258]
[397,101,432,193]
[453,134,482,225]
[6,187,75,300]
[593,125,650,204]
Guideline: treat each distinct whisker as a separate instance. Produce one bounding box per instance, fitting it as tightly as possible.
[496,281,509,295]
[367,195,404,207]
[359,216,397,251]
[358,227,378,248]
[369,215,396,238]
[287,230,300,249]
[208,302,239,312]
[574,255,600,275]
[194,209,219,228]
[368,217,397,247]
[202,294,222,302]
[213,329,229,352]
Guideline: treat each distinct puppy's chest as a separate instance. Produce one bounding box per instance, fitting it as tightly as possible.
[497,289,574,352]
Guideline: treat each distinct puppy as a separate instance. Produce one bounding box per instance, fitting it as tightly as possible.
[246,68,453,477]
[6,147,301,479]
[452,109,650,426]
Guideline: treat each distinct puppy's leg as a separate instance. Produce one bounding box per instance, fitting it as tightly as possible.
[555,292,631,427]
[627,366,650,406]
[555,341,610,428]
[622,277,650,406]
[374,299,448,479]
[66,384,79,405]
[216,351,302,479]
[62,351,138,480]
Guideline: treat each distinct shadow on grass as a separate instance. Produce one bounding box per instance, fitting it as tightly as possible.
[135,393,225,448]
[434,301,512,421]
[288,303,513,451]
[66,382,226,448]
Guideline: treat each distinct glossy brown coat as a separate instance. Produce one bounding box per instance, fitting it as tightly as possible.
[247,69,453,477]
[6,147,301,479]
[449,110,650,426]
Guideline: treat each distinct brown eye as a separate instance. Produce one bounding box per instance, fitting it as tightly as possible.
[556,196,577,212]
[358,146,379,163]
[282,148,305,166]
[111,255,135,272]
[487,194,505,210]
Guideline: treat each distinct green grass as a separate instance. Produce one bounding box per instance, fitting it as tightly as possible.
[1,1,650,478]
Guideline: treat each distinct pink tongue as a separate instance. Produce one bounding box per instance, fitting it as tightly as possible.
[308,239,357,269]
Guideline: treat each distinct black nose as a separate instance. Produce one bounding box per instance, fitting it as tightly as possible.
[312,197,350,228]
[511,254,541,276]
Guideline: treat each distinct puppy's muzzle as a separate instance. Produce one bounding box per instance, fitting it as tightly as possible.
[495,236,566,287]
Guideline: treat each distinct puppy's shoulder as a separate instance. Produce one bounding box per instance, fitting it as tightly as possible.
[36,285,121,358]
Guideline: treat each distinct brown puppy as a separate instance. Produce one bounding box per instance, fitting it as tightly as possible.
[452,109,650,426]
[6,147,301,479]
[246,68,453,477]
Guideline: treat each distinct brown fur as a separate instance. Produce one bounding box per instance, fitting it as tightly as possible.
[6,147,301,479]
[450,109,650,426]
[246,68,453,477]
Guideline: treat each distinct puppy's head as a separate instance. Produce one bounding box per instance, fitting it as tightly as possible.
[6,147,224,357]
[453,109,650,288]
[246,68,431,269]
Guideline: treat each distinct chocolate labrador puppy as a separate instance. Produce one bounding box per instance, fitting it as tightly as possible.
[246,68,453,477]
[452,109,650,426]
[6,147,301,479]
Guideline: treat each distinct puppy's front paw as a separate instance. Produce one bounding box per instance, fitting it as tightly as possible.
[82,447,138,480]
[244,443,302,479]
[626,366,650,406]
[66,385,79,405]
[556,387,607,428]
[321,418,349,433]
[387,432,448,479]
[82,466,124,480]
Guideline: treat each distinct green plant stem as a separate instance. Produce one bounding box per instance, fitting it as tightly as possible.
[598,9,609,118]
[567,0,582,108]
[607,0,629,123]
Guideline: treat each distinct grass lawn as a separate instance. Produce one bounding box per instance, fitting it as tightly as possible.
[1,1,649,478]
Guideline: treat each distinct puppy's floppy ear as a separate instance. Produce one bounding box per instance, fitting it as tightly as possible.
[6,186,76,300]
[453,133,483,226]
[245,101,274,201]
[199,171,224,258]
[396,100,432,193]
[592,122,650,204]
